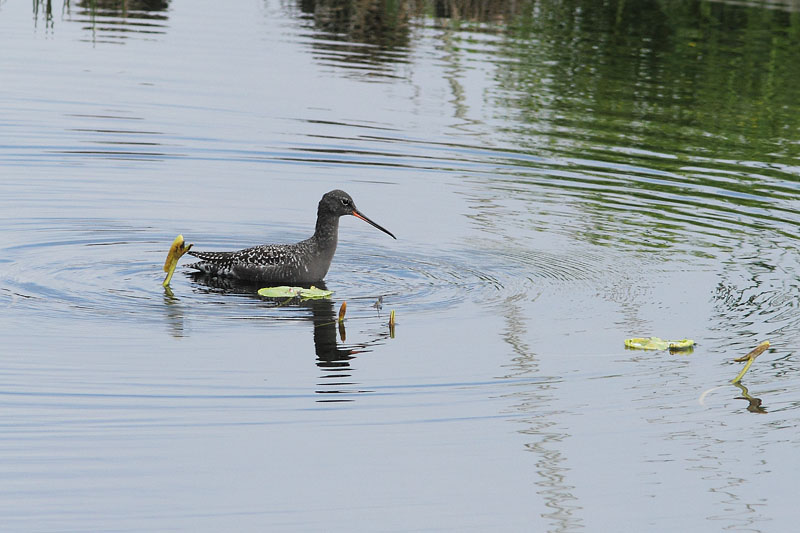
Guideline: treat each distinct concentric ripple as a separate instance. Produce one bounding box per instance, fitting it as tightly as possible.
[1,219,170,322]
[0,214,621,331]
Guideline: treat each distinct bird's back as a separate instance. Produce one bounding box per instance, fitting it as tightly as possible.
[187,239,333,284]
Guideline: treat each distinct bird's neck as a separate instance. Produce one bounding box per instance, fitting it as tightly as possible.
[313,211,340,250]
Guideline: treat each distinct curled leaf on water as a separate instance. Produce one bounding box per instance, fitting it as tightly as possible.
[338,301,347,323]
[731,340,769,384]
[162,234,193,288]
[733,340,769,362]
[257,286,334,300]
[624,337,694,351]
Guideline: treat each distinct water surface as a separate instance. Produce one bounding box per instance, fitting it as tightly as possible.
[2,0,800,531]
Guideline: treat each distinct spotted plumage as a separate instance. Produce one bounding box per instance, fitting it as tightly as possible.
[186,190,395,284]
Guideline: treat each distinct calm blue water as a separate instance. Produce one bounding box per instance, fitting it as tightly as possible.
[2,0,800,531]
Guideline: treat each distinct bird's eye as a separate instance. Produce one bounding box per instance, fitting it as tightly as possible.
[341,198,350,206]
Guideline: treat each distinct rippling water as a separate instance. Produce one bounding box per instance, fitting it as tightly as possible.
[2,0,800,531]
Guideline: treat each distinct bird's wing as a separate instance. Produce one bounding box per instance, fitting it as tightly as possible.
[187,245,288,268]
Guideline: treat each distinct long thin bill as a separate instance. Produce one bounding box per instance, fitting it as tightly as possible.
[352,209,396,239]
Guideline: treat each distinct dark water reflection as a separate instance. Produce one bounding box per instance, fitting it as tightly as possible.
[182,274,390,400]
[733,382,767,413]
[33,0,169,41]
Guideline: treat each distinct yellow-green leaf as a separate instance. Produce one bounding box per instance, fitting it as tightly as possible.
[624,337,694,351]
[257,286,333,300]
[162,234,193,288]
[731,341,769,384]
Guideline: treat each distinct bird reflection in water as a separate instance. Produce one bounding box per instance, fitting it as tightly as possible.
[181,273,390,401]
[310,297,376,402]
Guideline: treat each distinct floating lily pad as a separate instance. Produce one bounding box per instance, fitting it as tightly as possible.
[624,337,694,351]
[257,286,333,300]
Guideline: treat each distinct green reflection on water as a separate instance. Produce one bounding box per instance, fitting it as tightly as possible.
[28,0,800,253]
[498,0,800,158]
[287,1,800,253]
[438,1,800,253]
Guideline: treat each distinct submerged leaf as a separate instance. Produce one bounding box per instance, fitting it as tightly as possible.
[624,337,694,351]
[257,286,333,300]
